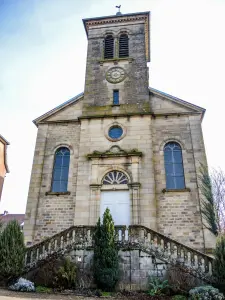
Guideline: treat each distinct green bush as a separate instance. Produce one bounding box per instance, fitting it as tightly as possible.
[147,277,170,296]
[93,208,119,291]
[54,257,76,290]
[213,235,225,283]
[0,220,26,283]
[172,295,187,300]
[189,285,224,300]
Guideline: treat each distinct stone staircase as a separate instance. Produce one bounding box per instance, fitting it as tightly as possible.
[25,225,214,282]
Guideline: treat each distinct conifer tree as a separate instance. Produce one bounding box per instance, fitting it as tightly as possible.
[0,220,26,283]
[213,235,225,283]
[93,208,119,291]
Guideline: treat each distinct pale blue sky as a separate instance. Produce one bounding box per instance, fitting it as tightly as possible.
[0,0,225,213]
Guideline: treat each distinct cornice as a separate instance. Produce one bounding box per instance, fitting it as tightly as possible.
[87,146,143,159]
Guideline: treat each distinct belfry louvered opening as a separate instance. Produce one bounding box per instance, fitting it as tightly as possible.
[104,35,114,59]
[119,34,129,58]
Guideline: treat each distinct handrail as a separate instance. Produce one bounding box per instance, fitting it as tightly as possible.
[24,224,214,282]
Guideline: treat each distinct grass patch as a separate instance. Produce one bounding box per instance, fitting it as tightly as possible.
[35,286,52,293]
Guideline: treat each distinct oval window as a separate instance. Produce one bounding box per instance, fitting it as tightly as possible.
[108,126,123,140]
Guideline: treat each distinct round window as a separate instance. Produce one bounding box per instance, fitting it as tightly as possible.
[108,126,123,140]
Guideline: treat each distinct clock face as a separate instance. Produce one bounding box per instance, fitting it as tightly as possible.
[106,67,126,83]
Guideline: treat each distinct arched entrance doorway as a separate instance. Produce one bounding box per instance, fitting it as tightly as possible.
[100,170,130,226]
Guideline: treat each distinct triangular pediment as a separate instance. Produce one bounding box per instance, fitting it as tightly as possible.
[33,93,84,126]
[33,88,205,127]
[149,87,205,117]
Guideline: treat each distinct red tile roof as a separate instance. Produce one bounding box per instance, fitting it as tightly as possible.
[0,214,25,226]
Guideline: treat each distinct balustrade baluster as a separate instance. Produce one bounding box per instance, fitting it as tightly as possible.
[194,254,198,268]
[177,245,181,260]
[180,248,185,263]
[60,235,64,249]
[47,242,51,257]
[128,226,134,244]
[25,250,30,265]
[30,250,33,264]
[72,229,76,243]
[124,226,128,242]
[190,251,195,266]
[114,226,119,243]
[66,232,70,246]
[204,257,209,273]
[87,229,91,246]
[121,226,125,243]
[173,244,178,260]
[24,224,214,281]
[36,247,39,260]
[118,229,122,242]
[187,251,191,266]
[166,241,171,258]
[156,235,161,248]
[147,232,151,245]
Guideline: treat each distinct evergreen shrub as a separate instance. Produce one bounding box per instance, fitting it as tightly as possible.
[213,235,225,280]
[0,220,26,283]
[93,208,119,291]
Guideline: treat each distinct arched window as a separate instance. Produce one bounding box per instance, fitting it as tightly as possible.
[102,171,128,185]
[164,142,185,189]
[119,34,129,58]
[52,147,70,192]
[104,35,114,59]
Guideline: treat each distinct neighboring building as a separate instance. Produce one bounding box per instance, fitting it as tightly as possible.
[24,11,214,252]
[0,134,9,201]
[0,211,25,230]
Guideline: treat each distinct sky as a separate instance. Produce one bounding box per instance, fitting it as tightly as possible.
[0,0,225,214]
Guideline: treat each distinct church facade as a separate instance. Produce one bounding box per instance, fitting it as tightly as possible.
[24,11,214,252]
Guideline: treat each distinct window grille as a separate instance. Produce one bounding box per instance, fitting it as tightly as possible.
[119,34,129,58]
[104,35,114,59]
[102,171,128,185]
[164,142,185,189]
[52,147,70,192]
[113,90,119,105]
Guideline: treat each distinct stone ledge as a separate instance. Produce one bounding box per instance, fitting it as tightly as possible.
[45,191,71,196]
[98,57,134,65]
[162,188,191,193]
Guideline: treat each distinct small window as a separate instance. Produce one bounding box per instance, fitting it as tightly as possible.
[108,126,123,140]
[52,147,70,192]
[164,142,185,189]
[104,35,114,59]
[113,90,119,105]
[119,34,129,58]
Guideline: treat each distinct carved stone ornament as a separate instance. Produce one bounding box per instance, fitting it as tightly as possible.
[86,146,142,159]
[106,67,126,83]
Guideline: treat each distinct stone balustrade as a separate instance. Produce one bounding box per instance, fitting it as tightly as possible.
[25,225,214,281]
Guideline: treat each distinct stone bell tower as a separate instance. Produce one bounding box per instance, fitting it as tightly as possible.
[72,11,155,228]
[82,11,150,116]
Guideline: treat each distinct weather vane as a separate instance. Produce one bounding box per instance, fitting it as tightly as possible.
[116,5,121,15]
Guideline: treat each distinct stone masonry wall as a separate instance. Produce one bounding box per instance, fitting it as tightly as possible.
[31,248,167,290]
[83,21,149,109]
[24,122,81,244]
[74,115,157,229]
[152,115,205,250]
